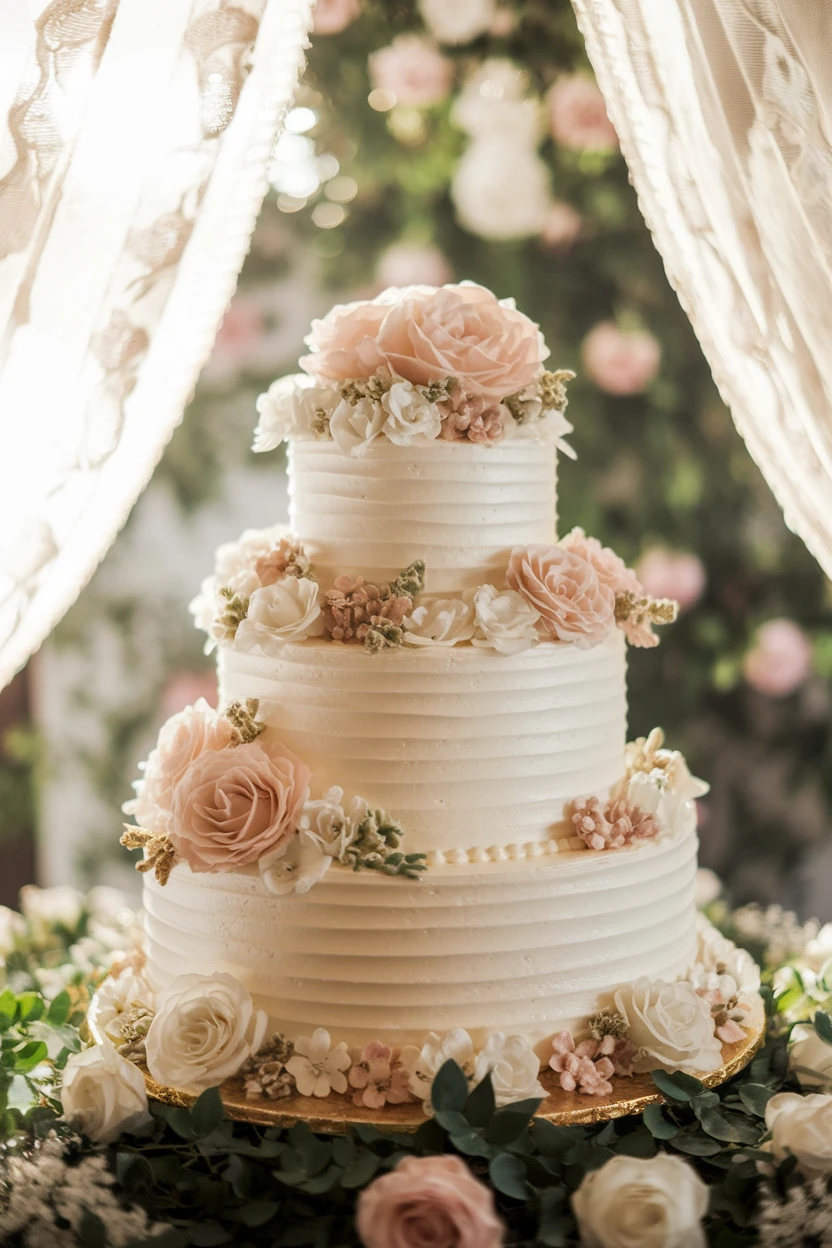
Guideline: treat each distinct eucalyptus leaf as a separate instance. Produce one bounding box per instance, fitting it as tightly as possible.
[738,1083,776,1116]
[430,1059,469,1114]
[191,1087,225,1137]
[695,1107,761,1145]
[814,1010,832,1045]
[340,1151,380,1189]
[672,1132,723,1156]
[484,1099,542,1145]
[642,1103,679,1139]
[651,1070,704,1102]
[464,1073,496,1127]
[46,991,71,1027]
[489,1152,528,1199]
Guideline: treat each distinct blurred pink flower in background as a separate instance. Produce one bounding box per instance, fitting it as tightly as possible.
[202,293,267,384]
[744,619,813,698]
[376,242,452,289]
[489,8,517,36]
[637,548,706,613]
[541,200,583,250]
[161,672,217,721]
[582,322,661,396]
[369,35,454,108]
[313,0,360,35]
[547,75,617,151]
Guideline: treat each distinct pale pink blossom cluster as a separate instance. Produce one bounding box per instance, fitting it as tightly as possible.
[439,387,506,444]
[348,1041,413,1110]
[356,1155,505,1248]
[568,794,659,851]
[549,1031,636,1097]
[369,35,453,108]
[696,986,750,1045]
[582,321,661,396]
[323,575,412,644]
[547,75,618,151]
[300,282,546,400]
[743,618,813,698]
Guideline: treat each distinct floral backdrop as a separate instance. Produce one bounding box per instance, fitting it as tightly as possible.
[12,0,832,914]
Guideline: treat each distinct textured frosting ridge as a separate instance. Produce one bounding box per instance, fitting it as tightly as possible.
[288,439,557,594]
[218,631,627,854]
[143,823,699,1052]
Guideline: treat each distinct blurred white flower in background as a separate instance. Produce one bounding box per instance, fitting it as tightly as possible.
[419,0,496,46]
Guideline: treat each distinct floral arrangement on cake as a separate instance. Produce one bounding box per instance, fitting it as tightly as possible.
[252,283,577,454]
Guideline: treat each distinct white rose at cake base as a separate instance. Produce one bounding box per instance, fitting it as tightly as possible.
[572,1154,708,1248]
[107,283,760,1113]
[61,1041,151,1145]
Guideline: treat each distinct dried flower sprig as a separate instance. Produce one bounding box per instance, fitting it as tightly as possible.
[225,697,266,745]
[118,1001,156,1062]
[586,1010,629,1042]
[505,368,576,424]
[120,826,178,886]
[340,373,392,405]
[386,559,426,601]
[615,591,679,632]
[239,1034,296,1101]
[344,807,427,879]
[216,586,250,641]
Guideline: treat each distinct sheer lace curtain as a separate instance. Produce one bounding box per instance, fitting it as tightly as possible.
[572,0,832,580]
[0,0,312,690]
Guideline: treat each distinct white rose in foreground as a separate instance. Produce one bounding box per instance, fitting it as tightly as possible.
[789,1025,832,1090]
[235,577,324,654]
[61,1041,152,1144]
[259,831,332,896]
[763,1092,832,1177]
[20,885,84,942]
[472,584,540,655]
[452,139,552,241]
[419,0,495,45]
[694,916,761,995]
[253,375,338,452]
[145,972,267,1093]
[329,396,386,455]
[286,1027,351,1097]
[91,969,153,1045]
[473,1032,545,1107]
[405,596,476,647]
[0,905,25,960]
[298,786,368,860]
[613,978,722,1074]
[572,1153,708,1248]
[399,1028,476,1109]
[382,379,442,445]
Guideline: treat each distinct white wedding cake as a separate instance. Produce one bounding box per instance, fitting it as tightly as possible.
[108,284,760,1107]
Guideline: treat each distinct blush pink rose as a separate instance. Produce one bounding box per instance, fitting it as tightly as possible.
[744,619,813,698]
[582,322,661,396]
[130,700,234,837]
[313,0,360,34]
[507,544,615,647]
[369,35,453,109]
[301,283,547,399]
[547,75,617,151]
[560,527,641,598]
[170,740,311,872]
[636,547,706,613]
[356,1155,505,1248]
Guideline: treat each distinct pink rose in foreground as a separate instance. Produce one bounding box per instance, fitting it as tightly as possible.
[170,740,311,872]
[369,35,453,108]
[637,547,706,613]
[356,1155,505,1248]
[582,322,661,396]
[130,700,234,837]
[547,74,617,151]
[507,544,615,647]
[560,527,641,598]
[377,242,452,290]
[541,200,583,250]
[744,619,813,698]
[313,0,360,35]
[301,283,546,398]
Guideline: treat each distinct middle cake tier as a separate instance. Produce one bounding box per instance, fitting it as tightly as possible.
[218,630,626,860]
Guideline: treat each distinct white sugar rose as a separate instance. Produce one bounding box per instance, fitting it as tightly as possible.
[259,831,332,896]
[762,1092,832,1177]
[20,885,84,943]
[624,754,708,838]
[286,1027,351,1097]
[253,374,339,452]
[0,905,25,961]
[472,583,540,655]
[789,1025,832,1090]
[329,395,386,455]
[298,786,368,859]
[404,596,476,647]
[399,1028,476,1110]
[91,969,153,1045]
[473,1032,544,1107]
[694,916,761,996]
[613,977,722,1074]
[572,1153,708,1248]
[381,379,442,445]
[234,577,324,654]
[61,1041,152,1144]
[145,972,267,1094]
[419,0,495,44]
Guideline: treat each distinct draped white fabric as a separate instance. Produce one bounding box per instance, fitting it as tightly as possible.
[571,0,832,581]
[0,0,312,690]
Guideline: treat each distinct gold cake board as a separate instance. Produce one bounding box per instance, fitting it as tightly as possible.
[140,1004,766,1135]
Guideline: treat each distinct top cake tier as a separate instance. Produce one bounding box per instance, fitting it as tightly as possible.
[288,439,558,595]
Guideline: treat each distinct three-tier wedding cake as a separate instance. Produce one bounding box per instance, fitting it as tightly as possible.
[103,284,760,1109]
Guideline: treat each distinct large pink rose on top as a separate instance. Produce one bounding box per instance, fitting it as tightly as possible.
[169,741,311,873]
[356,1154,505,1248]
[507,544,615,648]
[301,283,547,399]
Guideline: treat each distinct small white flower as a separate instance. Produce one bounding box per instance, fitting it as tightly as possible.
[297,786,368,860]
[419,0,495,47]
[20,886,84,943]
[285,1027,351,1098]
[404,595,476,647]
[61,1041,152,1144]
[399,1028,476,1108]
[623,750,708,839]
[762,1092,832,1178]
[253,374,339,452]
[572,1153,709,1248]
[329,395,386,455]
[612,977,723,1075]
[381,380,442,446]
[804,923,832,973]
[0,904,25,961]
[235,577,324,654]
[693,915,761,996]
[472,583,540,655]
[259,832,332,896]
[473,1032,545,1107]
[145,972,267,1094]
[789,1023,832,1090]
[91,969,153,1046]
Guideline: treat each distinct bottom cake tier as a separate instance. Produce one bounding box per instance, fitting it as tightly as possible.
[142,821,698,1054]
